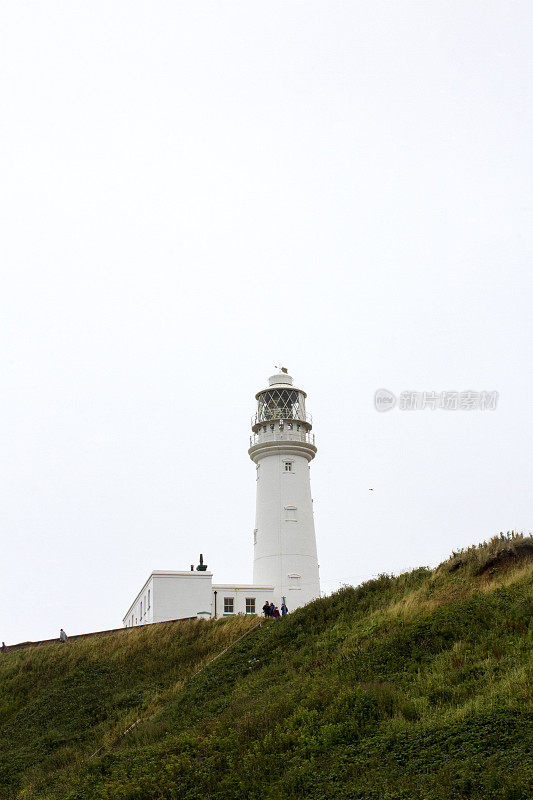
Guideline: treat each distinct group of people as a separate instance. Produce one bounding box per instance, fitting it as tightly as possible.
[262,601,288,618]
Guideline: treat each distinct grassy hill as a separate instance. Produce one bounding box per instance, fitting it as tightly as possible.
[1,533,532,800]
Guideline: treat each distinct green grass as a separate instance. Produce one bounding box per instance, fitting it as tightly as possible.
[1,533,532,800]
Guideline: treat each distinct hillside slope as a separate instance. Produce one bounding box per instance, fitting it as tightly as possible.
[1,534,532,800]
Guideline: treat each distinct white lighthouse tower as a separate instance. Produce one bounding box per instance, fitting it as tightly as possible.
[249,369,320,609]
[122,369,322,627]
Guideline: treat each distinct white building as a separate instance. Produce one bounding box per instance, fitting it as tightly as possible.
[122,569,276,625]
[122,370,320,626]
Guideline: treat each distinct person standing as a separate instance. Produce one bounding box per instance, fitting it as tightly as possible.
[262,601,270,618]
[273,607,280,618]
[281,602,288,616]
[269,602,275,617]
[59,628,68,643]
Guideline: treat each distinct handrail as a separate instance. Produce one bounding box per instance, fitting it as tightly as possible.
[251,411,312,426]
[249,431,315,447]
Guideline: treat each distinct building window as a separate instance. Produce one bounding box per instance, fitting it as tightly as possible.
[246,598,256,613]
[284,461,293,472]
[224,597,234,613]
[285,506,297,521]
[288,573,301,588]
[148,589,150,609]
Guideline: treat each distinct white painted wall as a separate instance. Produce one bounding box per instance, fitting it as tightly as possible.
[152,572,213,621]
[123,571,213,626]
[212,584,275,618]
[123,575,155,627]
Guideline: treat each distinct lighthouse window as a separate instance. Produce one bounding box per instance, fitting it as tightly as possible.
[245,598,256,613]
[285,506,297,521]
[256,388,305,422]
[224,597,234,613]
[284,461,293,472]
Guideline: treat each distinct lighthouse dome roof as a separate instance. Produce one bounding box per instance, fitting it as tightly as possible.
[255,371,307,402]
[268,372,293,387]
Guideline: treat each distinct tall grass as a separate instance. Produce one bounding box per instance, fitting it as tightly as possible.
[1,535,532,800]
[443,530,533,575]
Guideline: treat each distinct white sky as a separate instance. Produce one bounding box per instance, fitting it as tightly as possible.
[1,2,531,644]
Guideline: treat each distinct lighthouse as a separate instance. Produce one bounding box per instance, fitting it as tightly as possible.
[249,369,321,609]
[122,368,321,626]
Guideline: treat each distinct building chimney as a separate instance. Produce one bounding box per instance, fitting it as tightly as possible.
[196,553,207,571]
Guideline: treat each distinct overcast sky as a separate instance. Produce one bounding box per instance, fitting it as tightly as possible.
[1,2,531,644]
